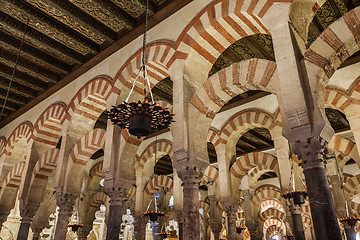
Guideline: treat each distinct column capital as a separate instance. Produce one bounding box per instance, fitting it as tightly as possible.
[176,166,203,188]
[55,192,77,215]
[19,200,39,223]
[105,187,127,205]
[292,136,328,170]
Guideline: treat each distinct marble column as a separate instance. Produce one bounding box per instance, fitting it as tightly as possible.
[54,192,77,240]
[295,138,342,240]
[105,188,125,240]
[222,201,238,240]
[243,189,257,239]
[290,202,306,240]
[32,228,42,240]
[175,210,183,240]
[176,167,202,239]
[17,202,40,240]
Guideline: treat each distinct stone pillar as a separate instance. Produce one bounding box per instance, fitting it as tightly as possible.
[134,214,147,240]
[294,138,342,240]
[54,192,77,240]
[175,210,183,240]
[32,228,42,240]
[17,202,40,240]
[243,189,256,239]
[105,188,125,240]
[222,201,238,240]
[176,167,202,239]
[290,202,306,240]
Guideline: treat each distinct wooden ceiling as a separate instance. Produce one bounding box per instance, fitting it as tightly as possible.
[0,0,191,127]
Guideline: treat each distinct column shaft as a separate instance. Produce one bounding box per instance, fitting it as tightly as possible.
[17,220,31,240]
[303,166,342,240]
[291,204,306,240]
[54,211,72,240]
[182,183,200,239]
[106,204,122,240]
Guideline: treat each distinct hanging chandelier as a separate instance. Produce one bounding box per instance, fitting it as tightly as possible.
[236,226,246,234]
[339,216,360,227]
[282,145,308,206]
[108,0,174,139]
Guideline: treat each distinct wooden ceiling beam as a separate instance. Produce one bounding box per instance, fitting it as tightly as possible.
[0,35,70,75]
[0,0,194,128]
[0,77,37,99]
[0,64,47,91]
[247,129,274,146]
[0,12,83,66]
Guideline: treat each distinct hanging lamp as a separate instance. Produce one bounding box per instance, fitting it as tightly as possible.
[285,233,294,239]
[108,0,174,139]
[143,136,165,222]
[67,198,84,233]
[282,145,308,206]
[236,226,246,234]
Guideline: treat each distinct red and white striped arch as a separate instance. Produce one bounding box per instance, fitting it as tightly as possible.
[144,175,173,196]
[259,208,285,222]
[237,206,245,219]
[263,218,286,237]
[66,76,112,120]
[137,139,173,169]
[32,148,59,180]
[32,102,67,148]
[328,135,360,169]
[126,185,136,200]
[301,199,312,216]
[2,162,25,189]
[248,166,279,186]
[69,129,106,166]
[304,8,360,88]
[90,191,109,208]
[89,161,104,179]
[325,87,352,113]
[190,59,279,119]
[217,109,276,146]
[265,224,285,239]
[230,152,278,181]
[251,185,282,206]
[202,166,219,182]
[343,174,360,196]
[113,42,176,96]
[2,121,33,157]
[0,137,5,157]
[260,199,284,213]
[351,201,360,217]
[178,0,276,78]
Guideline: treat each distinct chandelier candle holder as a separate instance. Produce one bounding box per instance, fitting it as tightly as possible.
[340,216,360,227]
[285,233,294,239]
[158,231,170,239]
[108,0,174,139]
[143,210,165,222]
[236,226,246,234]
[282,190,308,206]
[68,223,84,233]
